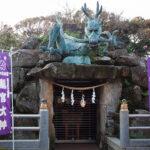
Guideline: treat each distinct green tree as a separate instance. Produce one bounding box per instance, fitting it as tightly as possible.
[0,24,20,49]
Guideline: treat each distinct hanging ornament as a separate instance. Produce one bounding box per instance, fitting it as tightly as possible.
[91,88,96,104]
[80,94,86,108]
[61,87,65,103]
[71,89,75,106]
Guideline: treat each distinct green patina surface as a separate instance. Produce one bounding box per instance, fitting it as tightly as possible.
[40,2,122,64]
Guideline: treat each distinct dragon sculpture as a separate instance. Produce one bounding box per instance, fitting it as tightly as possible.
[40,2,122,64]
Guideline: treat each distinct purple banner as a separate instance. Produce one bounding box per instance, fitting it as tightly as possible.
[147,57,150,111]
[0,51,11,135]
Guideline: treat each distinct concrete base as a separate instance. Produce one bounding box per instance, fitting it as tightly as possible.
[107,137,150,150]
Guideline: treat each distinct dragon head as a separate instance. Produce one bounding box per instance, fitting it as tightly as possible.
[82,1,102,48]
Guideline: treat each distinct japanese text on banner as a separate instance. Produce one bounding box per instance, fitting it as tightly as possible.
[0,51,11,135]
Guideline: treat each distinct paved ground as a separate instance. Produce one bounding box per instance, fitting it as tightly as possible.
[55,144,99,150]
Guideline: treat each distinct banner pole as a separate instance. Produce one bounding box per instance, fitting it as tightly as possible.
[10,48,15,150]
[147,57,150,112]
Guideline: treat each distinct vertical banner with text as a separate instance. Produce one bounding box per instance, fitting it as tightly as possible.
[0,50,11,135]
[147,57,150,111]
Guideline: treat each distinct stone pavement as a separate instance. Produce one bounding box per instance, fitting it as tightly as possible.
[55,143,99,150]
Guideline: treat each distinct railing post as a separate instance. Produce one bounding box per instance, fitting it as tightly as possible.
[39,99,49,150]
[120,100,129,148]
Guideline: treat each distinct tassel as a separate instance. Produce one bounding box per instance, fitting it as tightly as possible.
[80,94,86,107]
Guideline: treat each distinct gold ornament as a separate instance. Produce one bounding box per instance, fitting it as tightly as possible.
[120,99,128,111]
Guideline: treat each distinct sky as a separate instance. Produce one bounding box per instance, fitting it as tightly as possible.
[0,0,150,26]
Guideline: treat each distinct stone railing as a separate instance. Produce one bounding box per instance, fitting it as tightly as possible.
[120,110,150,148]
[0,100,49,150]
[107,103,150,150]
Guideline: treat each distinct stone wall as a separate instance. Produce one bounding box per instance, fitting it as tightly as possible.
[12,49,40,114]
[12,48,148,114]
[98,80,122,149]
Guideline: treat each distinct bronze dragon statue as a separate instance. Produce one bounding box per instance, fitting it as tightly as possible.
[40,2,122,64]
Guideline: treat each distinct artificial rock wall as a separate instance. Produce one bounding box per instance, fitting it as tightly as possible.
[12,48,148,149]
